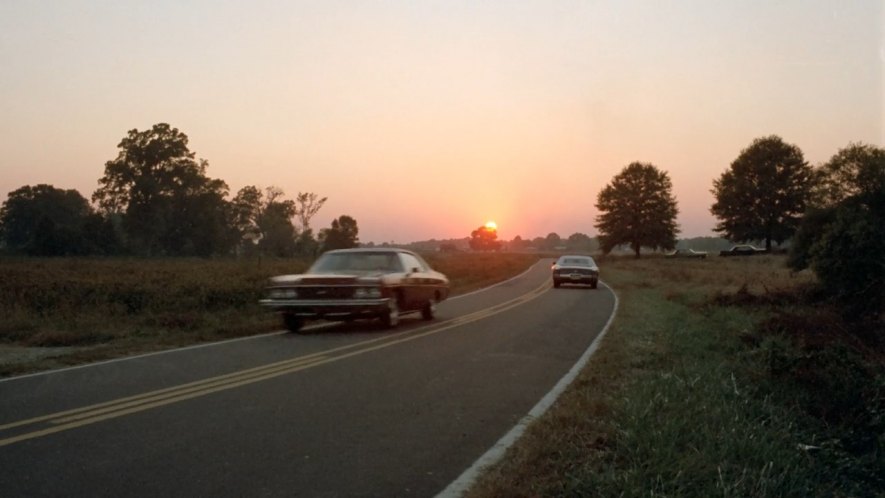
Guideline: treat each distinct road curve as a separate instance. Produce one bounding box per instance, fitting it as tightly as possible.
[0,258,616,497]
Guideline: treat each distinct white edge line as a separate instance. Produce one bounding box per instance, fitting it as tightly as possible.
[1,259,549,383]
[434,279,620,498]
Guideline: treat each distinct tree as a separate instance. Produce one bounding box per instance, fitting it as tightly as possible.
[231,186,300,256]
[711,135,814,250]
[320,215,360,252]
[468,225,500,251]
[293,192,327,232]
[789,143,885,316]
[544,232,562,250]
[92,123,232,256]
[0,184,99,255]
[815,142,885,207]
[566,232,595,252]
[595,162,679,258]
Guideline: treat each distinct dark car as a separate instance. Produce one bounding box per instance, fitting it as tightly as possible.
[260,248,449,333]
[719,244,766,257]
[552,255,599,289]
[665,248,708,259]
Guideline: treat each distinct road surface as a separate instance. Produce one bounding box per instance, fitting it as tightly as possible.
[0,259,616,497]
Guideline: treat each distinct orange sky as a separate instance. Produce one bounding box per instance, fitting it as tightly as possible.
[1,1,882,243]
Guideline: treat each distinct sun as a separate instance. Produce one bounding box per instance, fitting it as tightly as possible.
[484,220,497,231]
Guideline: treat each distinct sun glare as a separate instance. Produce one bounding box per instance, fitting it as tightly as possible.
[485,220,497,231]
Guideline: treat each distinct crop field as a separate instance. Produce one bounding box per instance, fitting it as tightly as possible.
[0,252,539,376]
[467,254,884,497]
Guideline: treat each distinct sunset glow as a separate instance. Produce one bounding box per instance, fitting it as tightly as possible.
[0,2,880,244]
[485,221,498,231]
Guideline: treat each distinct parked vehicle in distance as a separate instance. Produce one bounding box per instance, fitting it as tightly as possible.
[552,255,599,289]
[719,244,766,257]
[665,248,708,259]
[260,248,449,333]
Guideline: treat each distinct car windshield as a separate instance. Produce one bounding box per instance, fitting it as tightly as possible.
[560,257,594,267]
[308,252,404,275]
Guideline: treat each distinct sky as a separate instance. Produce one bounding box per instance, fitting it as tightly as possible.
[1,0,882,244]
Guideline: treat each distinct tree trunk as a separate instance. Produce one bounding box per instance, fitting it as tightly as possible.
[634,242,641,259]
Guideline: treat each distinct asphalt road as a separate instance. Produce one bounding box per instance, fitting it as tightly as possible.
[0,259,616,497]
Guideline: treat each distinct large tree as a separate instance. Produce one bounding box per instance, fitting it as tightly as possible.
[595,162,679,258]
[320,215,360,252]
[92,123,232,256]
[711,135,814,250]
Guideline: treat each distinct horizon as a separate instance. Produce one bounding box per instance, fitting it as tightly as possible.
[1,1,882,243]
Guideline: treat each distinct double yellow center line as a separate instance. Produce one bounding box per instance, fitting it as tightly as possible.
[0,280,550,448]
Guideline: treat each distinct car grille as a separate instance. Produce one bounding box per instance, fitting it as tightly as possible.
[297,287,355,299]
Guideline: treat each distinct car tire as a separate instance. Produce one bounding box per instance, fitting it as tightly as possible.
[553,280,560,288]
[421,297,437,320]
[590,281,598,289]
[283,313,303,333]
[381,297,400,329]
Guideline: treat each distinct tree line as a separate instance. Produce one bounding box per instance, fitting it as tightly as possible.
[0,123,359,257]
[586,135,883,315]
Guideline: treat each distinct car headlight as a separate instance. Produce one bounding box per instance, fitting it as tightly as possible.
[354,287,382,299]
[270,288,297,299]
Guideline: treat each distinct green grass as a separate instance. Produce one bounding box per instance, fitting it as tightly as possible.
[467,255,883,497]
[0,252,540,376]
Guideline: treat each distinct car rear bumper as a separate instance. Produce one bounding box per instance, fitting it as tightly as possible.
[553,274,598,285]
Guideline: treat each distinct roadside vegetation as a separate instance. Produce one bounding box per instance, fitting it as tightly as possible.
[467,255,884,497]
[0,252,539,377]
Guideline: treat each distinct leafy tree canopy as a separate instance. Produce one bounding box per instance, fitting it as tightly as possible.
[92,123,231,256]
[711,135,814,250]
[232,186,302,257]
[469,225,501,251]
[595,162,679,258]
[1,184,91,249]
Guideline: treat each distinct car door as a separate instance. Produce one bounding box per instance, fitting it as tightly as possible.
[399,252,430,310]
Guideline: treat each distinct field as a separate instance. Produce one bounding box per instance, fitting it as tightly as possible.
[467,254,884,497]
[0,252,539,376]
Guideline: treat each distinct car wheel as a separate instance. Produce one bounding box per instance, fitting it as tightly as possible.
[282,313,303,333]
[421,297,437,320]
[590,280,598,289]
[553,280,560,288]
[381,297,400,328]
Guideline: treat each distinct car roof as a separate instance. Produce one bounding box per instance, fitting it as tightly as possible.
[324,247,416,256]
[557,255,594,262]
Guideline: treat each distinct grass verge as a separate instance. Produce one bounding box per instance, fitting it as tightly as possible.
[466,255,884,497]
[0,252,539,377]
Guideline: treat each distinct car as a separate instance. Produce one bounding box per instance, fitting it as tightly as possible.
[551,255,599,289]
[665,248,708,259]
[260,248,450,333]
[719,244,766,257]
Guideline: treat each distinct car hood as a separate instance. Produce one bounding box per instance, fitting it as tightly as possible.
[269,273,387,285]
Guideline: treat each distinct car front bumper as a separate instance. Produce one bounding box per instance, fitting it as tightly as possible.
[259,298,391,319]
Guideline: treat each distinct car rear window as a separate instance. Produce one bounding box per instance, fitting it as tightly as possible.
[562,258,591,266]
